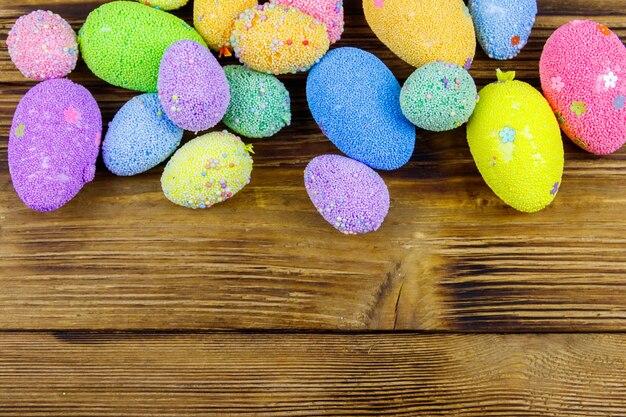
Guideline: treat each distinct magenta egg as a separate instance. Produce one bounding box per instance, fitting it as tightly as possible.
[540,20,626,155]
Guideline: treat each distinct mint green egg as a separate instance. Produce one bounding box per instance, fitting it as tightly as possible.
[223,66,291,139]
[400,61,478,132]
[78,1,206,92]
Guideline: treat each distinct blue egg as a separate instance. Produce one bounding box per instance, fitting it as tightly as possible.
[469,0,537,60]
[306,47,415,171]
[103,93,183,176]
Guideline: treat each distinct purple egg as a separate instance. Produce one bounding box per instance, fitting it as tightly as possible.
[9,78,102,212]
[304,155,390,235]
[158,40,230,131]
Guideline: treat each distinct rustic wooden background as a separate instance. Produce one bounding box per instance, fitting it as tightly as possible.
[1,0,626,415]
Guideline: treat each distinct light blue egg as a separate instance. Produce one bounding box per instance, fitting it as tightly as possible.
[469,0,537,60]
[103,93,183,176]
[306,47,415,171]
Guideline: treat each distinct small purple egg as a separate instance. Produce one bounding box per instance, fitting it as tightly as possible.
[158,40,230,131]
[304,154,390,235]
[9,78,102,212]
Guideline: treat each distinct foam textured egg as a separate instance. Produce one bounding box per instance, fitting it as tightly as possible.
[138,0,188,11]
[363,0,476,69]
[400,61,478,132]
[9,79,102,212]
[7,10,78,80]
[540,20,626,155]
[230,3,330,75]
[469,0,537,60]
[307,47,416,171]
[223,65,291,138]
[103,93,183,176]
[274,0,345,44]
[193,0,257,52]
[466,70,564,213]
[161,131,253,209]
[304,155,390,235]
[158,40,230,132]
[78,1,206,92]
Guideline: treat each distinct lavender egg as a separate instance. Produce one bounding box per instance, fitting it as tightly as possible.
[158,40,230,131]
[9,78,102,212]
[304,154,390,235]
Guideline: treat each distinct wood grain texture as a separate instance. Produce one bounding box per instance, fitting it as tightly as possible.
[2,1,626,331]
[2,332,626,416]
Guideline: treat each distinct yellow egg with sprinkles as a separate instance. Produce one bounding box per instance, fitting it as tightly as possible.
[466,70,564,213]
[230,2,330,74]
[161,131,253,209]
[363,0,476,69]
[193,0,257,53]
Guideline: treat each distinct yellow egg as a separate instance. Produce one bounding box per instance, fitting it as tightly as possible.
[466,70,564,213]
[193,0,257,52]
[161,131,253,209]
[363,0,476,68]
[230,3,330,74]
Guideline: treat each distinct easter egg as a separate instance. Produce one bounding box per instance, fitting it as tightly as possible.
[223,65,291,138]
[469,0,537,60]
[103,94,183,176]
[274,0,345,44]
[158,40,230,132]
[161,131,253,209]
[78,1,207,92]
[400,62,478,132]
[304,155,390,235]
[193,0,257,52]
[540,20,626,155]
[8,79,102,212]
[466,70,564,213]
[230,3,330,74]
[138,0,188,11]
[307,47,416,171]
[363,0,476,69]
[7,10,78,80]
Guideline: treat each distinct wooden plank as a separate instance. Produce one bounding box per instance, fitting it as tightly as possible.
[1,0,626,332]
[1,332,626,416]
[4,165,626,331]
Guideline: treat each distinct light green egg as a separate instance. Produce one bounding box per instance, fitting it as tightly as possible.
[79,1,206,92]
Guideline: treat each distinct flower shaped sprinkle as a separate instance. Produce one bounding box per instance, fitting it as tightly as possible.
[14,123,25,138]
[550,76,565,93]
[615,95,625,111]
[499,126,516,144]
[550,182,560,196]
[571,101,587,116]
[597,24,612,36]
[603,71,618,89]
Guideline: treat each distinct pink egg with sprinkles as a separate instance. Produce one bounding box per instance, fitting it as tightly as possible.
[158,40,230,132]
[9,79,102,212]
[273,0,345,44]
[540,20,626,155]
[6,10,78,80]
[304,154,390,235]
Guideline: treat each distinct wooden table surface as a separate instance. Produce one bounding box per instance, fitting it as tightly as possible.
[1,0,626,415]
